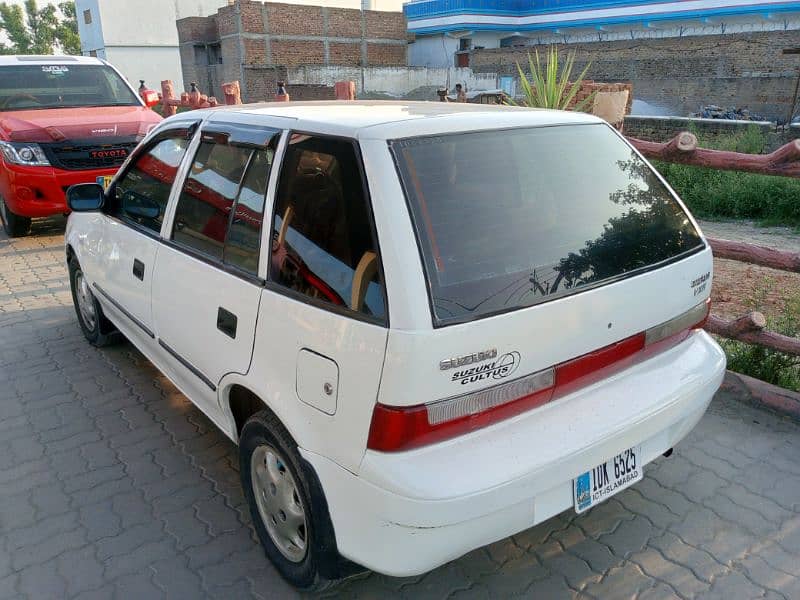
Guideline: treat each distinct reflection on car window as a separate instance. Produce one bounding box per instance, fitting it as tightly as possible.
[391,124,704,325]
[112,135,189,233]
[172,141,252,260]
[225,149,273,274]
[271,135,385,321]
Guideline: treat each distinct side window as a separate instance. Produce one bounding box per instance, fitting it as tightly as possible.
[172,141,252,260]
[110,134,190,233]
[225,148,273,274]
[271,135,385,321]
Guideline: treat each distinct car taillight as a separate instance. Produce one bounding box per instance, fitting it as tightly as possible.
[367,299,711,453]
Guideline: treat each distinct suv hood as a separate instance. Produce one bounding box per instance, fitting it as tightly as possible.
[0,105,162,143]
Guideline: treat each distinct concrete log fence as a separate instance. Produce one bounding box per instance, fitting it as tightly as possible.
[626,130,800,360]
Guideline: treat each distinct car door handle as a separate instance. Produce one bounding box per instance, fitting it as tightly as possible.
[217,307,237,339]
[133,259,145,281]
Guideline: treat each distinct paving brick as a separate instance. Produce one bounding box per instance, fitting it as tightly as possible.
[3,223,800,599]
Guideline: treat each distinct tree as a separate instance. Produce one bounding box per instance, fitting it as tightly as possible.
[0,1,80,55]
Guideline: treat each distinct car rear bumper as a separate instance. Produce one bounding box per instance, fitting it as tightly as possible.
[301,330,726,577]
[0,163,116,217]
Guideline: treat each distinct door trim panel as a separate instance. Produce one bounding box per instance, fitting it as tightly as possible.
[158,338,217,392]
[92,282,155,339]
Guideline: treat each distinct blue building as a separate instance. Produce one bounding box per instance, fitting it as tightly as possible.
[405,0,800,67]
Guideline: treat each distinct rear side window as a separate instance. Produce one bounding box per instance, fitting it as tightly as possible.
[110,134,190,233]
[271,135,385,322]
[391,124,704,325]
[172,141,251,260]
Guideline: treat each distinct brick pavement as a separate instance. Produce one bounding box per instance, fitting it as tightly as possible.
[1,220,799,599]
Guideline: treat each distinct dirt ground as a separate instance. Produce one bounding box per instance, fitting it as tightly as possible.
[699,220,800,324]
[711,258,800,322]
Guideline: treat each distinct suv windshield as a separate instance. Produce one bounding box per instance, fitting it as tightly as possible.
[390,123,704,326]
[0,64,140,111]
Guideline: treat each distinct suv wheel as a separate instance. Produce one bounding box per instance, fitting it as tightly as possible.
[68,256,120,347]
[0,194,31,237]
[240,411,343,591]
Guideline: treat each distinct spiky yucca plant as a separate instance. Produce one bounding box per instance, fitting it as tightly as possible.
[509,46,595,111]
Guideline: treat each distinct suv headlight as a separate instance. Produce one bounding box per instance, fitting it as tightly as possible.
[0,141,50,166]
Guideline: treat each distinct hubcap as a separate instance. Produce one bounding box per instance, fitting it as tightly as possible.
[251,444,308,563]
[74,271,97,331]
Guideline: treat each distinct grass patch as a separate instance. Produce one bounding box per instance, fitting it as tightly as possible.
[719,280,800,392]
[652,125,800,228]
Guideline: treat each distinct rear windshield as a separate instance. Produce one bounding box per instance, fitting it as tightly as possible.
[390,123,704,326]
[0,65,139,111]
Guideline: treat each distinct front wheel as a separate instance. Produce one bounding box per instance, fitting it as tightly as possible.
[240,411,346,591]
[68,256,120,347]
[0,195,31,237]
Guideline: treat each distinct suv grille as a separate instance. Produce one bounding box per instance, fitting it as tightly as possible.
[42,137,139,171]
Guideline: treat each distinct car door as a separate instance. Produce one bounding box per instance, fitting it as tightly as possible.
[150,122,280,421]
[89,121,197,346]
[251,133,389,470]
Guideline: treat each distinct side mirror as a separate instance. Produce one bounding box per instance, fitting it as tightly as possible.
[66,183,105,212]
[140,89,160,108]
[122,192,160,220]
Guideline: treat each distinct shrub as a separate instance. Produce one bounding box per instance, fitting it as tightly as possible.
[718,284,800,391]
[652,126,800,228]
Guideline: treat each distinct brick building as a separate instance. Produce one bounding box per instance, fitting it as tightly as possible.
[177,0,407,101]
[470,30,800,122]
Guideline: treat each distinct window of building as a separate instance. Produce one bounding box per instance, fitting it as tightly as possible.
[459,38,472,51]
[172,140,252,260]
[271,135,385,321]
[83,9,92,25]
[110,133,191,233]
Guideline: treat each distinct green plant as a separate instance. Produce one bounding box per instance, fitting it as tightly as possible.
[653,126,800,227]
[719,285,800,392]
[0,0,79,55]
[508,46,595,111]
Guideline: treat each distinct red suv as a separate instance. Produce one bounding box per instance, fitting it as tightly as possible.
[0,55,162,236]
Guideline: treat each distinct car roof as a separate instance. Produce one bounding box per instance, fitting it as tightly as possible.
[0,55,106,66]
[201,100,605,140]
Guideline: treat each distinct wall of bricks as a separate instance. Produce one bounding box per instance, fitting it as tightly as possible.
[285,84,336,100]
[624,116,799,152]
[471,30,800,121]
[177,0,407,101]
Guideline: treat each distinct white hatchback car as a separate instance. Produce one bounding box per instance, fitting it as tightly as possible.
[65,101,725,590]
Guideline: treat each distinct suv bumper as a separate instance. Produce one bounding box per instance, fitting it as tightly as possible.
[302,330,726,577]
[0,163,116,218]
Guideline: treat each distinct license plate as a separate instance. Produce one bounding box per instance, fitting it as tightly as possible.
[96,175,113,189]
[573,446,642,513]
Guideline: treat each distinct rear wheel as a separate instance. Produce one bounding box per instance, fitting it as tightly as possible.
[240,411,347,591]
[68,256,120,347]
[0,194,31,237]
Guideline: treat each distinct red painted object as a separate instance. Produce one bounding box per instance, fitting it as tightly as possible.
[0,57,162,233]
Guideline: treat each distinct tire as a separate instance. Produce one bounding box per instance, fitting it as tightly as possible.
[0,194,31,237]
[240,411,355,591]
[68,256,120,347]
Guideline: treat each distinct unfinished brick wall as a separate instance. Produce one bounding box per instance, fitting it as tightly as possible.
[177,0,407,101]
[470,30,800,121]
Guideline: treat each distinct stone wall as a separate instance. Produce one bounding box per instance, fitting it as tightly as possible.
[177,0,407,101]
[624,116,800,153]
[471,30,800,122]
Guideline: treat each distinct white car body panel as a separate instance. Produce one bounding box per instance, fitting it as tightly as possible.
[64,101,726,579]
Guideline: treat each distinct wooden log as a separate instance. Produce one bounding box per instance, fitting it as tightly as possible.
[628,132,800,178]
[160,80,178,117]
[221,80,241,105]
[706,313,800,356]
[706,312,766,337]
[708,237,800,273]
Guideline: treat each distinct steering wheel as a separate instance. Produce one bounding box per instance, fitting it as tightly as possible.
[1,94,41,109]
